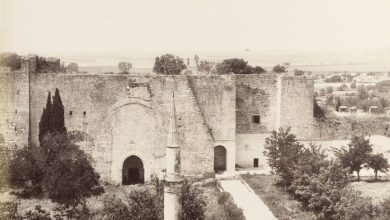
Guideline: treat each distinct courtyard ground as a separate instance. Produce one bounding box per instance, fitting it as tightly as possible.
[0,179,238,219]
[241,174,316,220]
[219,179,276,220]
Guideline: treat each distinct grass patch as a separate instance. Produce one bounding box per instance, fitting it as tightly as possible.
[241,174,316,220]
[351,176,390,204]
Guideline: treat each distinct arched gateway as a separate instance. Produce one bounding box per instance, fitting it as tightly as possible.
[214,145,227,172]
[122,155,144,185]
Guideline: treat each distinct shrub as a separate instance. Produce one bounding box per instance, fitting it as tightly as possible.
[24,205,52,220]
[0,141,10,190]
[180,182,206,220]
[127,189,163,220]
[332,188,375,220]
[101,195,130,220]
[9,146,45,197]
[0,202,22,220]
[379,197,390,219]
[41,133,104,206]
[216,192,244,220]
[53,203,90,220]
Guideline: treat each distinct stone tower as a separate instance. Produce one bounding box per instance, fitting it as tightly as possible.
[164,93,184,220]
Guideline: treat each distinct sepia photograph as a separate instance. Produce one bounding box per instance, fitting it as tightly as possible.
[1,0,390,219]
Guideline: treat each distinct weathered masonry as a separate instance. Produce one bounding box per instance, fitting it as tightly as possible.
[0,56,315,184]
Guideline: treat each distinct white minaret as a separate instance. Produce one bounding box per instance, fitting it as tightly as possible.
[164,93,184,220]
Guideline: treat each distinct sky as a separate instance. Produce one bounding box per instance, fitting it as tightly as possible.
[1,0,390,54]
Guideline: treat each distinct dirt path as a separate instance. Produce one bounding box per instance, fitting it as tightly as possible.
[219,179,277,220]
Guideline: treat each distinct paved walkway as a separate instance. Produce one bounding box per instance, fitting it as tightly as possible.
[219,179,277,220]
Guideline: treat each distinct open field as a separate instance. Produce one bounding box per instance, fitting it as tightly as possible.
[241,174,316,220]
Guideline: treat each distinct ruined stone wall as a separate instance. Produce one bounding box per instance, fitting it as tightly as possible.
[29,74,215,182]
[279,77,316,139]
[0,67,30,149]
[235,74,279,134]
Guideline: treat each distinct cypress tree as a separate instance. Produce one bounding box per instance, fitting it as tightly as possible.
[51,88,66,133]
[38,92,52,144]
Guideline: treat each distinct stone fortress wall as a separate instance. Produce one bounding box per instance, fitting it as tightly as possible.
[1,56,316,183]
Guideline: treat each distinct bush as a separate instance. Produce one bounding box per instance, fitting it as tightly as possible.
[41,132,104,206]
[180,182,206,220]
[215,192,244,220]
[0,141,10,190]
[332,188,376,220]
[9,146,45,197]
[101,195,130,220]
[53,204,90,220]
[0,202,22,220]
[379,197,390,219]
[24,205,52,220]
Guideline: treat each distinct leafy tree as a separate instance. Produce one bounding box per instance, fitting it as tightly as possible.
[66,63,78,73]
[180,182,206,220]
[0,53,21,70]
[365,153,389,180]
[272,64,286,73]
[153,54,186,75]
[51,88,66,134]
[9,146,45,196]
[350,81,357,89]
[41,132,104,206]
[357,85,369,100]
[334,136,373,180]
[216,58,252,75]
[252,66,266,74]
[118,62,132,73]
[197,60,215,73]
[294,69,305,76]
[263,127,304,187]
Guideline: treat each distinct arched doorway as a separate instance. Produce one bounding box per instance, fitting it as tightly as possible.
[122,155,144,185]
[214,145,227,172]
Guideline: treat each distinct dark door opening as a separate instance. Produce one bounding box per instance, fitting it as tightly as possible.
[214,146,227,173]
[122,155,144,185]
[254,158,259,168]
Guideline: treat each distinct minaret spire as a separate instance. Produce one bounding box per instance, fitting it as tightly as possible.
[167,92,179,148]
[164,91,184,220]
